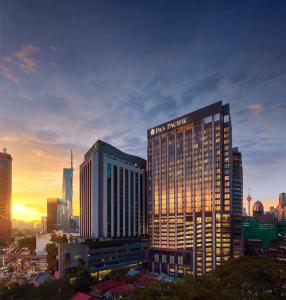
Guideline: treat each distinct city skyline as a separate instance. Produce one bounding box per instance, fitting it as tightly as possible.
[1,0,286,221]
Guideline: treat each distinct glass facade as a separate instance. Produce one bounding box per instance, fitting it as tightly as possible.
[148,102,234,276]
[80,140,146,239]
[47,198,68,233]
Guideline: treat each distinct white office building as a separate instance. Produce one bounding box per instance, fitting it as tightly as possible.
[80,140,146,239]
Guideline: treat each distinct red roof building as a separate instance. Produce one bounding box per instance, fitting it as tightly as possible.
[71,291,100,300]
[90,280,122,297]
[109,284,136,297]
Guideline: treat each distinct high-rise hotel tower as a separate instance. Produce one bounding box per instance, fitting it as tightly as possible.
[80,140,146,239]
[232,147,243,257]
[147,101,236,276]
[0,149,12,243]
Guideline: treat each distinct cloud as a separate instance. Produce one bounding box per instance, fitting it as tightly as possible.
[14,44,40,73]
[0,63,20,85]
[36,129,59,141]
[249,103,263,114]
[49,46,60,51]
[0,43,40,84]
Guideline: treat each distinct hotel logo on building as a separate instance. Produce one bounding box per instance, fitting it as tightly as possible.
[150,117,188,136]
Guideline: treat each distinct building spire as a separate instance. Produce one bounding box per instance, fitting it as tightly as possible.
[71,149,73,170]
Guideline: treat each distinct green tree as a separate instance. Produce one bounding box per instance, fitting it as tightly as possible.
[129,256,286,300]
[215,256,286,298]
[35,279,74,300]
[46,243,57,274]
[0,283,36,300]
[51,233,68,244]
[73,267,95,292]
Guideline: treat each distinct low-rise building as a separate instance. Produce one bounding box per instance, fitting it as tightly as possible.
[36,233,51,256]
[54,239,145,279]
[242,215,277,248]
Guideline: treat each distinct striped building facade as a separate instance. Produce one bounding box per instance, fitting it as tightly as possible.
[80,140,146,239]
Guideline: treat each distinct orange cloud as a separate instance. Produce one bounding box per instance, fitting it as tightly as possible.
[249,103,263,113]
[0,43,40,85]
[14,44,40,73]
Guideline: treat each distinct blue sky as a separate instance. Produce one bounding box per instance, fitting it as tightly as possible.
[0,0,286,218]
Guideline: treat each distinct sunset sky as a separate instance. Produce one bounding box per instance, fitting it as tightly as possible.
[0,0,286,221]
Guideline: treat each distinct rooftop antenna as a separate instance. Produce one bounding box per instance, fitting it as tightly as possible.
[3,148,6,154]
[71,149,73,170]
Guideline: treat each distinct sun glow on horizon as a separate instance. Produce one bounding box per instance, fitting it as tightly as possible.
[12,203,44,222]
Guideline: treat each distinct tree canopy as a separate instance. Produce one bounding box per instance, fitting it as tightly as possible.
[0,280,74,300]
[129,256,286,300]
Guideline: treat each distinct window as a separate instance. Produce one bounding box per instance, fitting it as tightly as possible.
[178,256,183,265]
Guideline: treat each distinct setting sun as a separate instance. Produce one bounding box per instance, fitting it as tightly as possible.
[12,203,44,222]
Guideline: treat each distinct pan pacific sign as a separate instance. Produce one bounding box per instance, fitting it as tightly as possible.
[150,117,188,136]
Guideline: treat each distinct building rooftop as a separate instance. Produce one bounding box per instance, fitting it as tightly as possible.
[71,292,100,300]
[83,139,146,168]
[90,280,122,293]
[147,101,230,137]
[109,284,135,296]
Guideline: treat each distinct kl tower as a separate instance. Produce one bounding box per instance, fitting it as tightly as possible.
[246,191,252,216]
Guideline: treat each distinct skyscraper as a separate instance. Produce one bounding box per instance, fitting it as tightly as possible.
[253,201,264,217]
[147,101,235,276]
[62,150,73,227]
[277,193,286,222]
[41,216,47,233]
[47,198,68,233]
[0,149,12,243]
[232,147,243,257]
[80,140,146,238]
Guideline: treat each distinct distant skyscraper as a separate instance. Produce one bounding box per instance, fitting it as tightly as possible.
[277,193,286,222]
[41,216,47,233]
[47,198,68,233]
[268,206,277,218]
[80,140,146,238]
[246,193,252,216]
[62,150,73,227]
[232,147,243,257]
[253,201,264,217]
[0,149,12,243]
[147,101,235,276]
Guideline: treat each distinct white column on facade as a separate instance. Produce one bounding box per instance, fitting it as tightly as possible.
[123,167,126,237]
[133,171,136,236]
[79,170,81,235]
[83,165,86,236]
[111,163,114,237]
[88,161,91,236]
[201,122,206,273]
[151,139,155,246]
[174,131,177,249]
[159,136,162,248]
[128,168,131,236]
[117,165,120,237]
[211,117,216,271]
[191,126,196,275]
[183,129,186,249]
[166,134,169,248]
[143,172,146,235]
[103,159,107,237]
[138,171,141,236]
